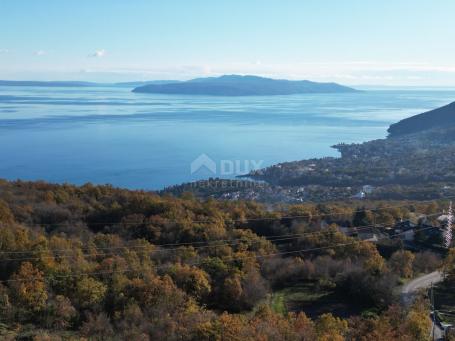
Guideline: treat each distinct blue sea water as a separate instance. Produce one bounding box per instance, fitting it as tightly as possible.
[0,85,454,189]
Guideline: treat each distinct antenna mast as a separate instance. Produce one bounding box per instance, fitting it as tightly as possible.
[444,201,453,248]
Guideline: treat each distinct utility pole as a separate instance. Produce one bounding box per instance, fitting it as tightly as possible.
[431,282,435,341]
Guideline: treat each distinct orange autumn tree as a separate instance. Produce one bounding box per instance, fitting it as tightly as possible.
[10,262,48,313]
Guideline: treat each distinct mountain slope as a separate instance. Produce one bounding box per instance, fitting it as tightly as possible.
[388,101,455,136]
[132,75,358,96]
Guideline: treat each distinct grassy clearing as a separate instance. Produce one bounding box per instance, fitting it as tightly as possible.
[269,282,332,315]
[270,291,287,315]
[269,281,364,319]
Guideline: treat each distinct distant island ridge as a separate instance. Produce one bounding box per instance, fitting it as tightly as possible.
[0,80,180,88]
[0,75,357,95]
[132,75,358,96]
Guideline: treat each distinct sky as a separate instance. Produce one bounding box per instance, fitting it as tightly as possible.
[1,0,455,86]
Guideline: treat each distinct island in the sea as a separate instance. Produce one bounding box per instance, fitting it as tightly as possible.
[132,74,358,96]
[0,76,357,96]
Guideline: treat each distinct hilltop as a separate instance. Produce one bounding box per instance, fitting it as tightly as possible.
[132,75,358,96]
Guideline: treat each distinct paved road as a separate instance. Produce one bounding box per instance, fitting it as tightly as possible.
[401,271,444,340]
[401,271,443,301]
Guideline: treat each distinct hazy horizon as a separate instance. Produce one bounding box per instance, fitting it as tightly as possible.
[2,76,455,91]
[1,0,455,86]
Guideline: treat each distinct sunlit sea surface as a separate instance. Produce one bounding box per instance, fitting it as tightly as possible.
[0,85,454,189]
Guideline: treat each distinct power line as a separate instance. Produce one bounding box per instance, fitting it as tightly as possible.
[0,224,382,262]
[0,224,440,284]
[12,195,453,228]
[0,211,444,258]
[0,222,376,256]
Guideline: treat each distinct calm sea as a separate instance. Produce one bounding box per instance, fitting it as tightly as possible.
[0,86,454,189]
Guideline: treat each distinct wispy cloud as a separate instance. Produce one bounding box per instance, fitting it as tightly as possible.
[88,49,106,58]
[0,49,9,54]
[34,50,46,56]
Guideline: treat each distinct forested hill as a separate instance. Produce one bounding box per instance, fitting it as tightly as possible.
[132,75,358,96]
[388,101,455,136]
[0,179,442,339]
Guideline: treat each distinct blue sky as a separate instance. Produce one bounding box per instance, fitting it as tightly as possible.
[1,0,454,85]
